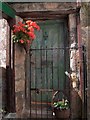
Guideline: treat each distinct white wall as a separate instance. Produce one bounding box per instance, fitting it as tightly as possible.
[0,19,7,68]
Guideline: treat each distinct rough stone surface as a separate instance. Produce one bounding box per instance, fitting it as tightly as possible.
[80,3,89,119]
[1,2,89,119]
[16,91,24,118]
[0,19,7,68]
[10,3,77,12]
[69,13,77,44]
[15,80,25,92]
[15,40,25,116]
[14,3,82,118]
[81,27,88,46]
[14,15,26,116]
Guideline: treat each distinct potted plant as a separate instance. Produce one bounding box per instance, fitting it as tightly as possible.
[12,20,40,52]
[52,91,70,119]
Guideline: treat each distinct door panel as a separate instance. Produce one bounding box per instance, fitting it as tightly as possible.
[30,20,66,102]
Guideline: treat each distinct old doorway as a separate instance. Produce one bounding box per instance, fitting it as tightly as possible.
[28,19,69,118]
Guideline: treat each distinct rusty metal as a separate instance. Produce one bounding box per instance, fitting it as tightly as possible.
[28,45,86,119]
[29,46,69,118]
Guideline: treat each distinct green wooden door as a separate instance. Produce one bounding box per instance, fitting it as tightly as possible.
[30,20,67,103]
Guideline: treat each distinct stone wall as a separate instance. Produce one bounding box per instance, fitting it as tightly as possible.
[14,3,90,118]
[0,19,9,118]
[1,2,88,119]
[12,3,83,119]
[11,2,77,12]
[80,2,89,119]
[69,13,82,119]
[0,19,7,68]
[15,43,26,117]
[0,67,6,119]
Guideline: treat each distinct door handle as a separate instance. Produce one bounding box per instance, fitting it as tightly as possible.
[31,88,39,94]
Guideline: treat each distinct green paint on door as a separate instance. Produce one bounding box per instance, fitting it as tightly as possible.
[31,20,67,102]
[0,2,15,18]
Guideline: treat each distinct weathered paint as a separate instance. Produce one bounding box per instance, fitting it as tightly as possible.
[0,2,15,18]
[30,20,67,102]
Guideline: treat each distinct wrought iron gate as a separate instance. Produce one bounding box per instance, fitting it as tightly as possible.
[27,46,87,119]
[24,20,87,119]
[28,20,69,118]
[30,47,67,118]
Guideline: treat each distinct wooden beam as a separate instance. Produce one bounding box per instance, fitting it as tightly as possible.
[0,2,16,18]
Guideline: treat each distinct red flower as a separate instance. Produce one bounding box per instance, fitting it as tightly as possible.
[35,25,40,31]
[28,26,34,32]
[18,22,25,27]
[26,20,40,31]
[19,26,26,33]
[19,39,24,44]
[13,25,20,33]
[26,20,33,25]
[26,40,31,44]
[13,20,40,46]
[30,22,39,29]
[30,22,36,27]
[27,32,36,40]
[31,34,36,40]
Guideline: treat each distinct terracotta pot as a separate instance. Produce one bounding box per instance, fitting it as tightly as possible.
[54,108,70,118]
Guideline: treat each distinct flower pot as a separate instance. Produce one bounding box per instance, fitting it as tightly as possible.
[54,108,70,119]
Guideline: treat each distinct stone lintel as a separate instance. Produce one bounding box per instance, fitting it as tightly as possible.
[10,3,78,13]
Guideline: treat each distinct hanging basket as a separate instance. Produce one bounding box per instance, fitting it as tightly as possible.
[52,90,70,119]
[54,108,70,118]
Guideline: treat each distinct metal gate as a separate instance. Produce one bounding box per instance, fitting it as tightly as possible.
[30,48,68,118]
[28,20,70,118]
[24,20,87,119]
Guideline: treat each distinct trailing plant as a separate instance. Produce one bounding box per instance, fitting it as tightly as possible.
[12,20,40,50]
[53,99,69,110]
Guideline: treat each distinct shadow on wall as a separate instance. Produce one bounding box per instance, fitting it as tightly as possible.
[0,67,6,118]
[66,73,82,119]
[1,66,16,119]
[70,87,82,119]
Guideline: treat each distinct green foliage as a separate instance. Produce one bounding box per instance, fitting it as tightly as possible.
[12,31,29,43]
[53,99,69,110]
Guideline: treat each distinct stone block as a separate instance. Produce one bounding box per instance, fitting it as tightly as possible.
[15,80,25,92]
[15,65,25,81]
[16,91,24,118]
[10,3,77,12]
